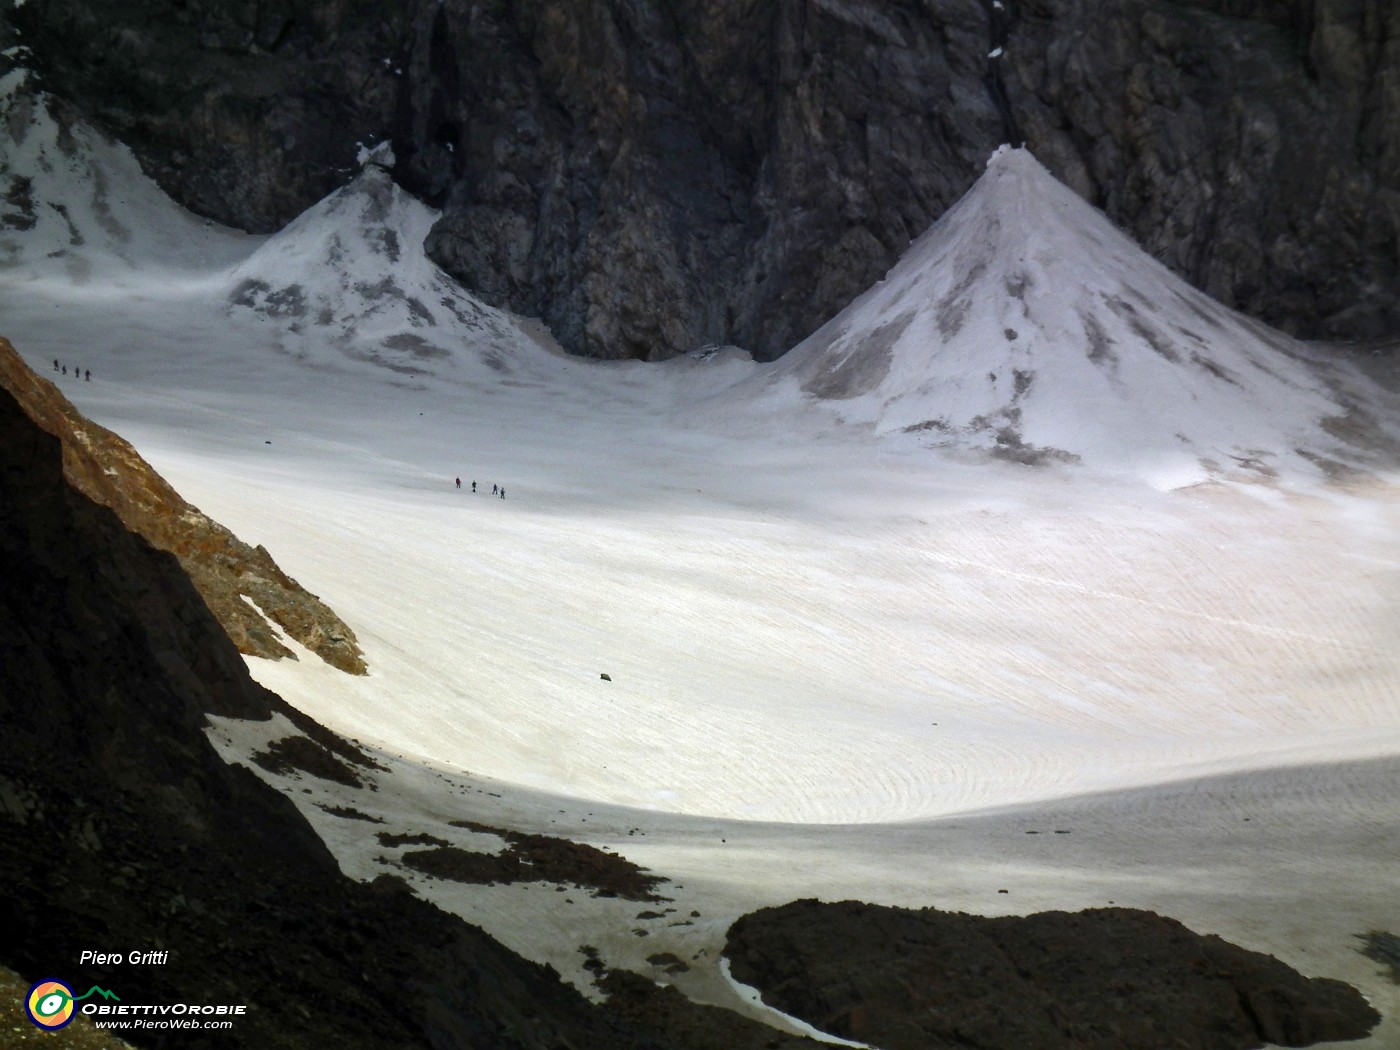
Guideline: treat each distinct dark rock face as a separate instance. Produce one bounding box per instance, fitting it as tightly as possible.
[11,1,1399,359]
[410,1,997,362]
[725,899,1380,1049]
[0,360,647,1047]
[1006,0,1400,342]
[6,0,408,236]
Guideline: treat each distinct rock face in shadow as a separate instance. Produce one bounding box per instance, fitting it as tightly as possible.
[11,1,1399,360]
[1005,0,1400,344]
[0,360,649,1047]
[0,337,366,673]
[725,899,1380,1050]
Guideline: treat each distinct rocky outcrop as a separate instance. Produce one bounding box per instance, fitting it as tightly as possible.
[0,337,366,673]
[725,899,1380,1049]
[10,0,1399,360]
[391,818,669,901]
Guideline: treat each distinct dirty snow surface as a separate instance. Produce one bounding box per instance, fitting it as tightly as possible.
[4,80,1399,1045]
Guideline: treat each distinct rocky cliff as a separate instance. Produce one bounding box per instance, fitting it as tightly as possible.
[8,0,1397,361]
[0,337,367,673]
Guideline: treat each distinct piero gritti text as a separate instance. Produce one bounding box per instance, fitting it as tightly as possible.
[81,949,170,965]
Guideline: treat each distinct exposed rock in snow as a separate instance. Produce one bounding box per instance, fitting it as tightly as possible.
[224,163,556,380]
[355,140,395,170]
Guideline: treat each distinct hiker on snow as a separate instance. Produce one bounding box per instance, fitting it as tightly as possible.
[455,477,461,489]
[471,481,476,493]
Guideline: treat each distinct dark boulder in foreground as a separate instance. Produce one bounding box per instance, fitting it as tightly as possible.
[726,899,1379,1049]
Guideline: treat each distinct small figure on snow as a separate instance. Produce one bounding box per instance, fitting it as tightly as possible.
[52,359,58,372]
[455,476,461,489]
[61,365,66,376]
[492,483,498,495]
[500,488,505,499]
[84,370,90,381]
[471,481,476,493]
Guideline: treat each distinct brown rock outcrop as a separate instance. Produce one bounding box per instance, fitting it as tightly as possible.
[0,336,366,674]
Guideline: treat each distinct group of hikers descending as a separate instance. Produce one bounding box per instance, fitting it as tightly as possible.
[53,359,90,381]
[456,477,505,499]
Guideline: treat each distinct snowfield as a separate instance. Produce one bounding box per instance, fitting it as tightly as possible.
[4,75,1399,1045]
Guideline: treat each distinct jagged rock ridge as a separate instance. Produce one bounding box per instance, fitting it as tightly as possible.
[0,336,368,673]
[765,146,1400,488]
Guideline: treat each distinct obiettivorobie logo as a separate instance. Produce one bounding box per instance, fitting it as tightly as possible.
[25,980,120,1030]
[22,977,246,1033]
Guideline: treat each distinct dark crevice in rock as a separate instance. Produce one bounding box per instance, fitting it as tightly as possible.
[982,0,1024,147]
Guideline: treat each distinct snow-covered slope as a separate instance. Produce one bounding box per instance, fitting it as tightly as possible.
[0,72,563,390]
[0,69,253,278]
[223,145,560,382]
[766,145,1396,488]
[3,82,1400,1046]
